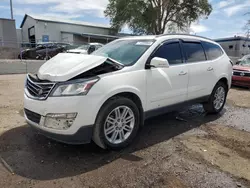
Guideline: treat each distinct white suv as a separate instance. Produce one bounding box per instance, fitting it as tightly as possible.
[24,34,232,149]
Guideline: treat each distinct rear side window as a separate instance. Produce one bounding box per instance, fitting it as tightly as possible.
[183,42,206,63]
[202,42,224,60]
[153,42,183,65]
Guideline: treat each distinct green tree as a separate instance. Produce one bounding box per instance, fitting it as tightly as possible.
[104,0,212,35]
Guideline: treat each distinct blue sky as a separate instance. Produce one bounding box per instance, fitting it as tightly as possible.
[0,0,250,39]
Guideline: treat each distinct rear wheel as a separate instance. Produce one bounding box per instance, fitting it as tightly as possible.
[203,81,228,114]
[93,97,140,150]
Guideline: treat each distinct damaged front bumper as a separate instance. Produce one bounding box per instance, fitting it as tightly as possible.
[27,116,93,144]
[23,92,102,144]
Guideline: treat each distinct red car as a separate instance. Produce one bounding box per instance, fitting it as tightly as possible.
[232,59,250,88]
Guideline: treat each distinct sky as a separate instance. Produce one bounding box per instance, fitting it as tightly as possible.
[0,0,250,39]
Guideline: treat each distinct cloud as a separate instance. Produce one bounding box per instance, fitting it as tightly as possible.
[49,0,108,18]
[13,8,81,20]
[3,5,81,21]
[217,0,234,8]
[14,0,108,18]
[224,3,250,17]
[15,0,61,4]
[190,24,210,33]
[0,6,9,9]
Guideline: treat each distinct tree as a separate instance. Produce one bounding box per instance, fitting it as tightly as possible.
[104,0,212,35]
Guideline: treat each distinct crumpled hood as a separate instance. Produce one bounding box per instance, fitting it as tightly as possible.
[38,53,107,82]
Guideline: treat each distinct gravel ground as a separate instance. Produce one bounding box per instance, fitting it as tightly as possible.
[0,74,250,188]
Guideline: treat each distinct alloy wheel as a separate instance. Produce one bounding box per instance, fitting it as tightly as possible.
[213,86,225,110]
[104,106,135,144]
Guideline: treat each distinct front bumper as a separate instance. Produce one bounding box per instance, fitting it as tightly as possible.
[232,76,250,87]
[27,118,93,144]
[24,93,102,144]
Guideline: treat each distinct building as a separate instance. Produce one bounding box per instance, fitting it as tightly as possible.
[20,14,119,45]
[0,18,17,48]
[215,36,250,59]
[16,28,22,45]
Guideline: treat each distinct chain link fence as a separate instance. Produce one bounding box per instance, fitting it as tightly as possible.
[0,40,85,60]
[0,40,89,74]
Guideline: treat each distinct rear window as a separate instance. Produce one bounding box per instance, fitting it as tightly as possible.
[183,42,206,63]
[202,42,224,60]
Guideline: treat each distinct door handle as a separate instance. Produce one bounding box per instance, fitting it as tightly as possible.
[179,71,187,76]
[207,67,214,71]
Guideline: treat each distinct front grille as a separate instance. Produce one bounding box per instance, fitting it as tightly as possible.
[233,70,250,77]
[24,109,41,124]
[25,74,55,100]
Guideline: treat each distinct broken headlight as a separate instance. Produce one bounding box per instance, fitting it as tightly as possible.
[51,78,99,97]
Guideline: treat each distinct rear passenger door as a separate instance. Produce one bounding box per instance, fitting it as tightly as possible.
[181,40,215,100]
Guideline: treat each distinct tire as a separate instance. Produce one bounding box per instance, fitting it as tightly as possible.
[203,81,228,114]
[43,56,51,60]
[92,97,140,150]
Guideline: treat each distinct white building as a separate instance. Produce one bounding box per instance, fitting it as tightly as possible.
[20,14,119,45]
[0,18,17,48]
[215,36,250,59]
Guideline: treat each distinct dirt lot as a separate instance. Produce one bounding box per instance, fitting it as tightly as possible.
[0,74,250,188]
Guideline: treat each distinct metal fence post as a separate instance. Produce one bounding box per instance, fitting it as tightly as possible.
[46,45,48,60]
[26,60,27,74]
[20,45,23,61]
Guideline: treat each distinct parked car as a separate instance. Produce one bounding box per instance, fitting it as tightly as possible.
[18,42,69,60]
[67,43,103,54]
[232,58,250,88]
[239,54,250,61]
[24,34,232,150]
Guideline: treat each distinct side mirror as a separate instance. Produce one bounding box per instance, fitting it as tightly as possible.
[150,57,170,68]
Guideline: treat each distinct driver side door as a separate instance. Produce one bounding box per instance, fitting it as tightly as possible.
[146,40,189,111]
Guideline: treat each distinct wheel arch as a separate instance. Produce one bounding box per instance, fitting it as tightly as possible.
[217,77,229,90]
[208,76,229,97]
[96,91,145,127]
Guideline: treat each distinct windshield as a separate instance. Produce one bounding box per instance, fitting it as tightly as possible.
[239,58,250,66]
[92,39,155,66]
[242,55,250,60]
[77,44,89,50]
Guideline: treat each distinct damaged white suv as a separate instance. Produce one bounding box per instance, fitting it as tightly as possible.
[24,34,232,149]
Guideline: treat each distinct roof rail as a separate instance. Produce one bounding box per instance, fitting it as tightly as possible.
[157,33,213,41]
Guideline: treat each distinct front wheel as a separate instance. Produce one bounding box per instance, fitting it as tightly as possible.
[203,82,228,114]
[93,97,140,150]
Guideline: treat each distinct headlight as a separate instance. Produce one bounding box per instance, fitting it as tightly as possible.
[51,78,99,97]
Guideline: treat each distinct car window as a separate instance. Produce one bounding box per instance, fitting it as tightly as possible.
[96,45,102,50]
[78,44,89,50]
[183,42,206,63]
[202,42,223,60]
[36,45,44,50]
[88,45,96,54]
[153,42,183,65]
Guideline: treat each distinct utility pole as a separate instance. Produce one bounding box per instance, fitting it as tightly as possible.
[10,0,13,19]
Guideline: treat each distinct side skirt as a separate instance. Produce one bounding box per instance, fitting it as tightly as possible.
[144,95,210,120]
